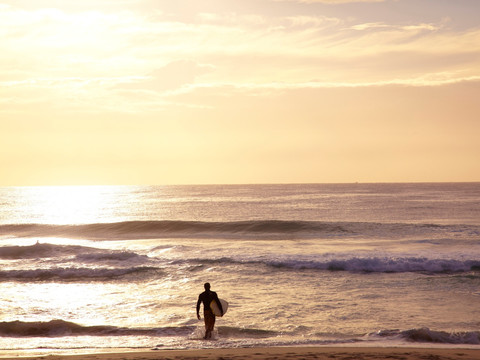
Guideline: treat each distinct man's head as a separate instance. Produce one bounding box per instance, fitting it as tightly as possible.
[204,282,211,291]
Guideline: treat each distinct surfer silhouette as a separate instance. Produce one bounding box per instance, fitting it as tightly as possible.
[196,282,223,339]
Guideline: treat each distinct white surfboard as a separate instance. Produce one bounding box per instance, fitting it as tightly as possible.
[210,298,228,317]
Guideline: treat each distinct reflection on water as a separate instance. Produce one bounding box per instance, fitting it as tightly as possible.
[2,186,127,225]
[0,185,168,225]
[0,184,479,353]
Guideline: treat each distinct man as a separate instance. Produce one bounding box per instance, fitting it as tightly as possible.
[196,282,223,339]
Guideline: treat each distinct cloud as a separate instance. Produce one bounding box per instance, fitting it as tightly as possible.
[116,60,215,93]
[271,0,386,3]
[168,75,480,101]
[2,1,480,114]
[350,22,438,32]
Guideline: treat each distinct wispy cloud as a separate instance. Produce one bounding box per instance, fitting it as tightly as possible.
[271,0,387,3]
[1,0,480,185]
[1,1,480,112]
[116,60,215,92]
[350,22,438,32]
[164,74,480,104]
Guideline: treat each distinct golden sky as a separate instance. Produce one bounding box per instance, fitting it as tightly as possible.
[1,0,479,185]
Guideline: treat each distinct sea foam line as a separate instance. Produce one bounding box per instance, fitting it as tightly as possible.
[1,320,478,345]
[372,328,480,345]
[0,320,278,339]
[177,257,480,274]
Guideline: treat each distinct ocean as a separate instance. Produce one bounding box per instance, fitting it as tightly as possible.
[0,183,479,356]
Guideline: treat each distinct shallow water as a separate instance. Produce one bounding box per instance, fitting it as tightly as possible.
[0,183,479,354]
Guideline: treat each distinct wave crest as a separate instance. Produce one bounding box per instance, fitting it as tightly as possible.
[374,328,480,344]
[0,242,93,259]
[187,256,480,274]
[0,220,347,240]
[3,220,477,240]
[0,320,278,339]
[0,266,162,282]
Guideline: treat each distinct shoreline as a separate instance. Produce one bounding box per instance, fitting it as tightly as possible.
[1,346,479,360]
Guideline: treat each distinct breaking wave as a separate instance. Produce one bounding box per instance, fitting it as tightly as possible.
[374,328,480,344]
[268,257,480,273]
[0,320,174,337]
[0,266,162,282]
[0,320,278,339]
[0,243,478,278]
[183,257,480,274]
[0,242,148,262]
[2,321,478,345]
[0,220,348,240]
[2,220,478,240]
[0,242,96,259]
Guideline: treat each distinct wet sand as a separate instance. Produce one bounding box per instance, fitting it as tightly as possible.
[1,347,479,360]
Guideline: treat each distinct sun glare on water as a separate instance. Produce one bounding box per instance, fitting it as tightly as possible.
[17,186,125,225]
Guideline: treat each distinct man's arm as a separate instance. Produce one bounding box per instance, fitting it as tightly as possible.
[196,296,201,320]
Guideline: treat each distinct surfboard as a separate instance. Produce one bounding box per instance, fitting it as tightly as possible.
[210,298,228,317]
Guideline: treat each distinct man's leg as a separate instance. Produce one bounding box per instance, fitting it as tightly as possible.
[204,310,215,339]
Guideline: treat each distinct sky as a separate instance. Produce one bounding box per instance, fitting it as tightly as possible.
[1,0,480,186]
